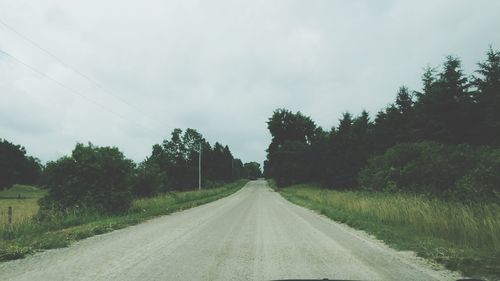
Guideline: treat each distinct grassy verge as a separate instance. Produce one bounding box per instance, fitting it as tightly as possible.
[274,182,500,280]
[0,180,247,261]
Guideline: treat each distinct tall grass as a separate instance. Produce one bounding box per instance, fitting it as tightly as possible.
[290,186,500,249]
[0,185,48,227]
[280,184,500,278]
[0,199,40,226]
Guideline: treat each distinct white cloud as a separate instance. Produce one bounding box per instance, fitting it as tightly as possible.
[0,0,499,164]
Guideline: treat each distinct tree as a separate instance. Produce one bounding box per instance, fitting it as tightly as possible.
[413,56,472,143]
[243,162,262,179]
[265,109,317,186]
[147,128,241,191]
[0,139,41,189]
[159,128,206,189]
[326,111,374,188]
[474,47,500,145]
[395,86,413,114]
[264,46,500,201]
[132,156,168,197]
[41,143,134,213]
[232,158,245,180]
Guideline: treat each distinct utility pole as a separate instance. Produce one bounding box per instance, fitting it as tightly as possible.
[198,143,202,190]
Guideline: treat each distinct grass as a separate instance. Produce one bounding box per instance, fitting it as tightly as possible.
[0,185,48,226]
[0,184,48,199]
[0,180,247,261]
[274,182,500,280]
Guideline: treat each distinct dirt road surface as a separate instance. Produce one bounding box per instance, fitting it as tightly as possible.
[0,180,460,281]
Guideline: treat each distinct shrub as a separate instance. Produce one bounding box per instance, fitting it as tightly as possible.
[131,161,168,197]
[455,149,500,201]
[358,141,500,201]
[40,143,134,213]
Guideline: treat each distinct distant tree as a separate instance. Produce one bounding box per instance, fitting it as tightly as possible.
[243,162,262,179]
[146,128,240,191]
[231,158,245,180]
[0,139,41,189]
[265,109,317,186]
[132,156,168,197]
[395,86,413,114]
[267,109,317,152]
[210,142,233,182]
[159,128,205,189]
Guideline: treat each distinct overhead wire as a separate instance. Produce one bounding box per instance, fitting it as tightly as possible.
[0,48,162,137]
[0,18,172,133]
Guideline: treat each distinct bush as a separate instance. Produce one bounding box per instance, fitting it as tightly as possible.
[358,141,500,201]
[40,143,135,213]
[131,161,168,197]
[456,149,500,201]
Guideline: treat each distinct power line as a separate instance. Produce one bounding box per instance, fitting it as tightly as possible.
[0,18,171,131]
[0,48,161,137]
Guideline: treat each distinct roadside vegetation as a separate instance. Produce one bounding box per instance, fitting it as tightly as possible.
[265,47,500,279]
[0,180,246,261]
[275,184,500,278]
[265,47,500,198]
[0,127,257,262]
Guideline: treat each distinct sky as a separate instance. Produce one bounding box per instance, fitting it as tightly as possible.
[1,0,500,165]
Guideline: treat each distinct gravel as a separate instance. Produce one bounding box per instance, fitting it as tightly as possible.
[0,180,462,281]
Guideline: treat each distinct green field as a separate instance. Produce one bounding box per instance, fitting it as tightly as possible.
[0,180,247,261]
[0,185,48,226]
[0,185,47,199]
[275,183,500,279]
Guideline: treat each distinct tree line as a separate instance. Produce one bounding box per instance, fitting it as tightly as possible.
[264,47,500,201]
[1,128,261,213]
[0,139,41,189]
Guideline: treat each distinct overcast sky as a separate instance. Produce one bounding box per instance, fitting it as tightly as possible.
[1,0,499,165]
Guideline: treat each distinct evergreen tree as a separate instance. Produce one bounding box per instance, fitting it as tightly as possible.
[474,47,500,145]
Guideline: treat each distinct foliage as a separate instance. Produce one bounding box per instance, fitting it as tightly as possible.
[0,139,42,189]
[265,109,318,186]
[243,162,262,179]
[131,160,168,197]
[141,128,249,194]
[40,143,135,213]
[265,47,500,200]
[358,142,500,201]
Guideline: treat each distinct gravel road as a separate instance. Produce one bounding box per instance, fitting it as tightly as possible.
[0,180,461,281]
